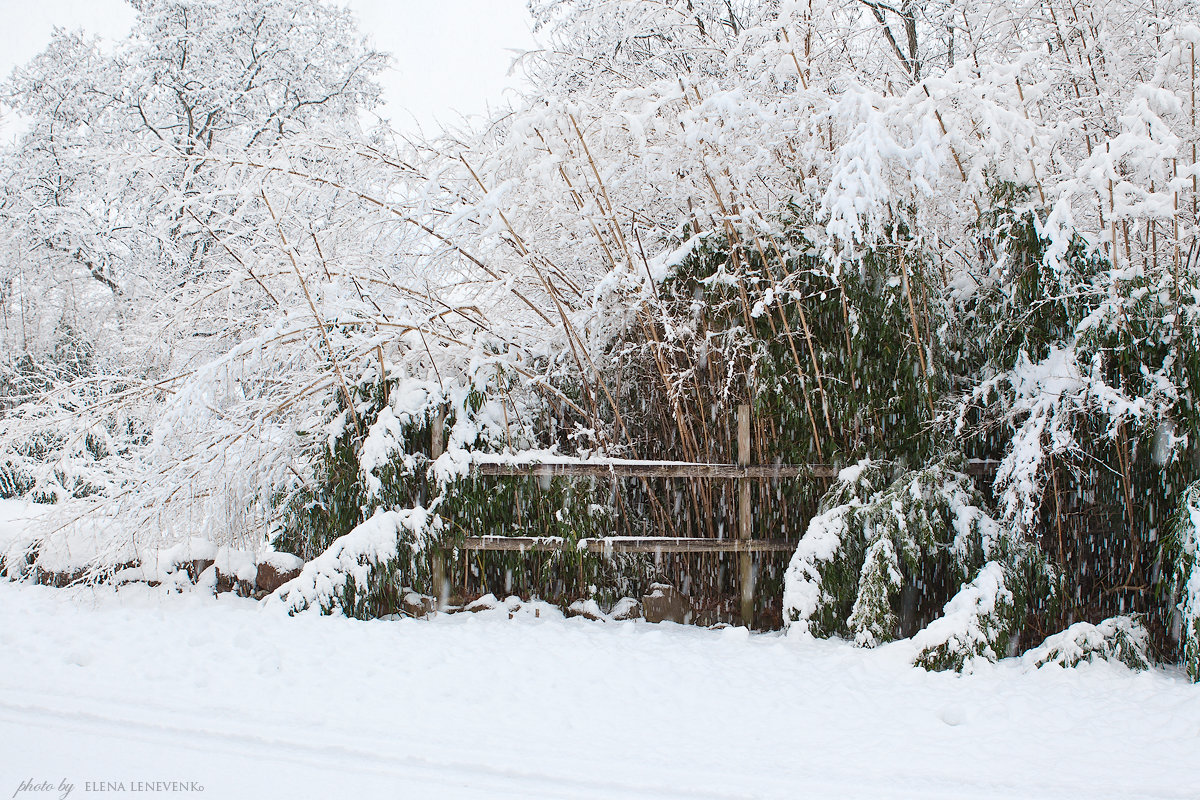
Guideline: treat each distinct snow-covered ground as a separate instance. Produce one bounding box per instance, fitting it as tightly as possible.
[0,579,1197,800]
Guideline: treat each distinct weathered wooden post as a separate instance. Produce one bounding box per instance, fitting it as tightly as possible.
[738,404,754,627]
[430,407,447,610]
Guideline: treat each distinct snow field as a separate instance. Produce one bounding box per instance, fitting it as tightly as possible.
[1,582,1198,799]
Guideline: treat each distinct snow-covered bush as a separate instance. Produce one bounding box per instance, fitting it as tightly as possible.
[911,562,1021,672]
[271,507,431,618]
[785,456,1003,639]
[269,349,655,611]
[781,460,887,638]
[785,455,1055,669]
[1023,616,1152,671]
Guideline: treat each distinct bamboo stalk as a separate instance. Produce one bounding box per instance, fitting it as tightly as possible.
[839,285,858,394]
[898,247,936,419]
[766,235,835,440]
[260,190,362,436]
[1014,77,1047,206]
[1174,158,1181,305]
[780,28,809,90]
[569,114,636,270]
[1050,457,1066,566]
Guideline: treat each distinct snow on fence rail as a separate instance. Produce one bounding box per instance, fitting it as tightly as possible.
[465,452,997,483]
[470,459,840,479]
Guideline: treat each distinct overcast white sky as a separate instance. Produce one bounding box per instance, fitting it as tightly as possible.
[0,0,538,134]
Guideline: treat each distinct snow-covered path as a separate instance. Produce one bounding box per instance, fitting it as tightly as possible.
[1,582,1198,800]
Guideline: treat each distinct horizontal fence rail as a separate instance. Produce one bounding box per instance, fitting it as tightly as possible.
[461,536,798,553]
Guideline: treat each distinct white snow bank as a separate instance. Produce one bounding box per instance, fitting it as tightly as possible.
[0,500,276,588]
[0,499,53,572]
[135,537,219,583]
[0,499,134,577]
[1,582,1197,799]
[1024,616,1151,671]
[215,546,259,584]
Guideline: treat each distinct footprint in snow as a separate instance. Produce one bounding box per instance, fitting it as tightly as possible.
[938,705,968,727]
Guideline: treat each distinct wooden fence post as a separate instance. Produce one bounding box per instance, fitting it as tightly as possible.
[431,407,447,610]
[738,404,754,627]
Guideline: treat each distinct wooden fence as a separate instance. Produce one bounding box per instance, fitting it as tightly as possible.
[433,405,996,625]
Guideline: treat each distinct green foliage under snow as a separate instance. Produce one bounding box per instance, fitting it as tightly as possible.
[1166,483,1200,681]
[270,507,431,619]
[911,562,1021,672]
[784,455,1056,670]
[272,365,657,615]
